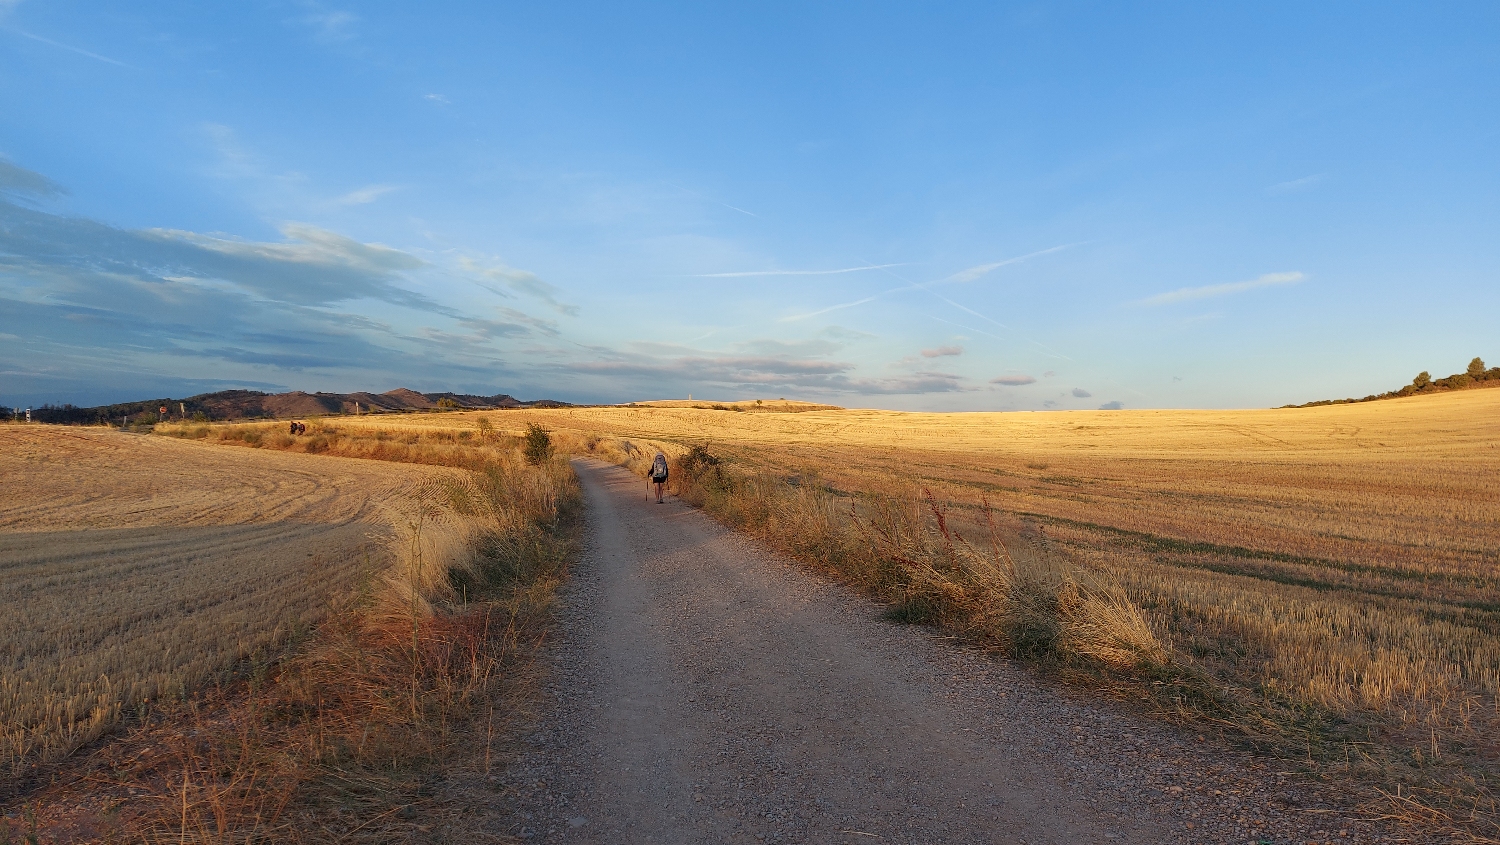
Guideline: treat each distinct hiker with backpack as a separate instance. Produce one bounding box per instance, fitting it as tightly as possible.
[649,452,669,503]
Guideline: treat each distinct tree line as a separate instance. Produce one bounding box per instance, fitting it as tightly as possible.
[1286,357,1498,408]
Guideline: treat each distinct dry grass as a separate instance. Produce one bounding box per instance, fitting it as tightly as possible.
[104,441,578,844]
[342,391,1500,834]
[1,421,578,842]
[0,427,459,782]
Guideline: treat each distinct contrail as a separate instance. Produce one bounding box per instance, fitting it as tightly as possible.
[779,287,906,321]
[698,263,906,278]
[926,291,1010,330]
[936,243,1081,285]
[1029,340,1072,361]
[777,243,1072,329]
[926,314,1006,342]
[667,182,760,218]
[869,263,1012,329]
[13,29,133,67]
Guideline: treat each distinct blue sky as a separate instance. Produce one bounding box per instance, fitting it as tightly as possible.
[2,2,1497,410]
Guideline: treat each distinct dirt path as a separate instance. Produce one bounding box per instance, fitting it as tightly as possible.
[504,459,1392,844]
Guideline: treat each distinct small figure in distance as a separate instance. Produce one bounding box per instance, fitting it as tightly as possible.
[649,452,669,504]
[297,422,306,435]
[290,421,298,435]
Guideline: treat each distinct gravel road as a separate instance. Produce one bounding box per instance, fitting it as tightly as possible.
[503,459,1402,844]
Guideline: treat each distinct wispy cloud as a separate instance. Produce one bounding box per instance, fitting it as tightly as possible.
[1267,174,1326,195]
[921,345,963,358]
[461,257,578,316]
[424,93,451,104]
[201,123,265,181]
[991,375,1036,386]
[334,184,397,206]
[1071,387,1091,398]
[696,263,903,278]
[0,158,64,197]
[151,222,430,305]
[571,353,966,395]
[298,8,357,41]
[11,28,133,67]
[0,189,548,402]
[1141,271,1305,306]
[1098,400,1124,410]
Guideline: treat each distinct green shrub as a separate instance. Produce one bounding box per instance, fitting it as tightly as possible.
[523,423,552,465]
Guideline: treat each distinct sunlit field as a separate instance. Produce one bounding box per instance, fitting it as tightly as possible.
[3,421,579,842]
[0,427,466,775]
[330,389,1500,821]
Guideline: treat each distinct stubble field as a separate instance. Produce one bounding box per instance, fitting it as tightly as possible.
[0,426,459,778]
[337,389,1500,824]
[10,389,1495,833]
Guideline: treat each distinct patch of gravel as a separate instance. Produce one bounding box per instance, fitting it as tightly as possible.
[495,460,1419,844]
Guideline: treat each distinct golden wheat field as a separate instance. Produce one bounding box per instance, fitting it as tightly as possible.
[339,390,1500,799]
[0,426,461,775]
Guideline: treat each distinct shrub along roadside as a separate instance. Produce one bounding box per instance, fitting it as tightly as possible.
[21,423,581,843]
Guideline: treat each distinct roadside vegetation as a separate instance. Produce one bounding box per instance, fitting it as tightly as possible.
[2,420,578,842]
[474,390,1499,838]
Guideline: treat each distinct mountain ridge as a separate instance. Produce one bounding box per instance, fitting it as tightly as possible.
[10,388,573,424]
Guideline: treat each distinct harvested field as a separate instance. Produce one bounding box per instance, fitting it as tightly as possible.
[0,426,458,777]
[333,390,1500,830]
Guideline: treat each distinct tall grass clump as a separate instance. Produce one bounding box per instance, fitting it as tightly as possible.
[668,445,1166,673]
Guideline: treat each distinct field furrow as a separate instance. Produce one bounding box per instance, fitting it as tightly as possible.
[0,426,456,775]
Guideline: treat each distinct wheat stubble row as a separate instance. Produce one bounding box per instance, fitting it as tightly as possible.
[0,427,455,774]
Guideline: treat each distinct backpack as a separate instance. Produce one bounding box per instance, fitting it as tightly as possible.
[650,454,668,480]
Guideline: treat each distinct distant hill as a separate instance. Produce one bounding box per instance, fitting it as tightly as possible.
[10,388,572,425]
[1285,356,1499,408]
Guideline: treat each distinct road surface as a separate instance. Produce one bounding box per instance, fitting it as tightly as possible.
[502,458,1363,844]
